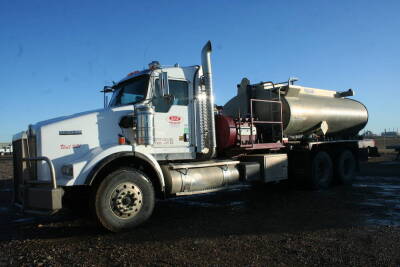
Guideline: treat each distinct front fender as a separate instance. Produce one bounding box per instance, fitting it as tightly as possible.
[69,145,165,192]
[66,145,133,186]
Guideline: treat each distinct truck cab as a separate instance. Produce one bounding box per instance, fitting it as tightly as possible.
[113,65,199,160]
[12,42,220,231]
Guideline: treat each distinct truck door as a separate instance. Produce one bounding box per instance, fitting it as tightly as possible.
[153,77,191,149]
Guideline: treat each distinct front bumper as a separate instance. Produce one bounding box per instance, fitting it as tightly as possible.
[22,185,63,212]
[13,137,64,213]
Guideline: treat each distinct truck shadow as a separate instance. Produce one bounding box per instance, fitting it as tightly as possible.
[0,182,373,242]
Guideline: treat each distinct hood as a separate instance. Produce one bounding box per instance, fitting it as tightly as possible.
[27,105,134,183]
[32,108,105,132]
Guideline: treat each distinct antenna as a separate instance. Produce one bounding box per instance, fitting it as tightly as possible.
[142,46,148,69]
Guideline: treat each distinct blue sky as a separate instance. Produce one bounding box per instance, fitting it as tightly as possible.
[0,0,399,141]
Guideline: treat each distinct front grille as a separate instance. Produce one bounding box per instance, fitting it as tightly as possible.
[27,133,37,180]
[12,134,37,204]
[13,138,26,203]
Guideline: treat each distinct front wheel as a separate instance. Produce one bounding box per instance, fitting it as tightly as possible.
[93,168,155,232]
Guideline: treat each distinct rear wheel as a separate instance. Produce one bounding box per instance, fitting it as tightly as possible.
[93,168,155,232]
[335,150,356,185]
[310,151,333,189]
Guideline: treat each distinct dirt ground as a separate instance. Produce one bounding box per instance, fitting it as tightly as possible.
[0,154,400,266]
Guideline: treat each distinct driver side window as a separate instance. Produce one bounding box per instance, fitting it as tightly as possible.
[153,79,189,112]
[154,79,188,105]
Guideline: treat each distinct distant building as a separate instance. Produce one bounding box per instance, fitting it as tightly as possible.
[381,131,400,137]
[363,130,377,137]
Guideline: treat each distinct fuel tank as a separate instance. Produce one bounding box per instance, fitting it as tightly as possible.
[161,160,240,195]
[222,81,368,137]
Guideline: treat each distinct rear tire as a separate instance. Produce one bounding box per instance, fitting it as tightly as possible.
[310,151,333,189]
[335,150,356,185]
[93,168,155,232]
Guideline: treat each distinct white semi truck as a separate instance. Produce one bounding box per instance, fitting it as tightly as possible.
[0,144,12,155]
[13,41,378,232]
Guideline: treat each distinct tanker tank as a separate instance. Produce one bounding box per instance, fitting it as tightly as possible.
[222,78,368,138]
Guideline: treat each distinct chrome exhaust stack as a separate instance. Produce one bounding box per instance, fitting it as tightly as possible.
[198,40,217,158]
[201,41,213,86]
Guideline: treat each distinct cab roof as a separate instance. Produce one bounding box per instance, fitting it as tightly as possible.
[114,65,199,87]
[114,69,151,87]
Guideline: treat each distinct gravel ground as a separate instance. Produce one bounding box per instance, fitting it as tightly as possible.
[0,154,400,266]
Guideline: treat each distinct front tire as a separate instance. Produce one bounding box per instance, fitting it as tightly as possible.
[310,151,333,190]
[93,168,155,232]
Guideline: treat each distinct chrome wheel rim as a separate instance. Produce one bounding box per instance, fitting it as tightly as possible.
[109,182,143,219]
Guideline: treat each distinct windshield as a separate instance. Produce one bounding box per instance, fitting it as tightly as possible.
[109,75,149,107]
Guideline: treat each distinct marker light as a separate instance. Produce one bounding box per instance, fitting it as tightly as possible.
[127,71,140,77]
[119,136,126,145]
[148,61,161,70]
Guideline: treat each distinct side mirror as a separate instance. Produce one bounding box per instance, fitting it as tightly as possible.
[101,86,114,108]
[159,71,169,96]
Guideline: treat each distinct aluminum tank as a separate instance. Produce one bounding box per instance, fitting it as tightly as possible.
[223,82,368,137]
[279,87,368,136]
